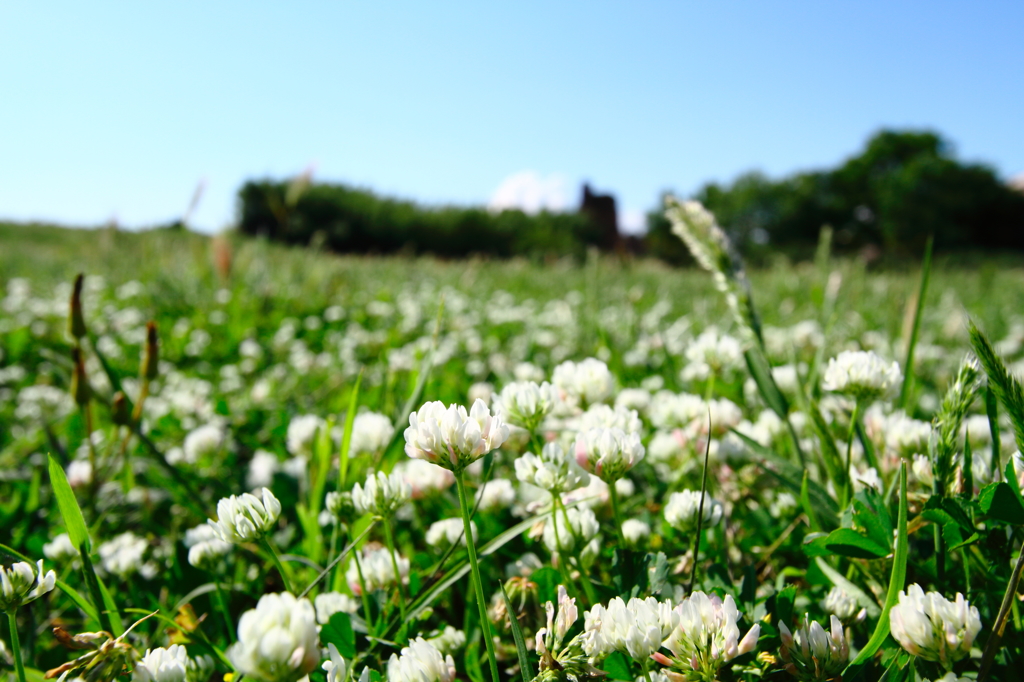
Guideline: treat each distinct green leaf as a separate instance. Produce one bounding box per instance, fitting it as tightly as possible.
[338,372,363,491]
[601,651,633,681]
[531,567,560,606]
[48,453,90,551]
[645,552,670,596]
[898,234,933,409]
[979,482,1024,525]
[774,584,797,627]
[814,557,881,618]
[730,429,839,527]
[845,461,909,676]
[852,489,894,551]
[500,581,535,682]
[744,347,789,418]
[823,528,889,559]
[321,612,356,660]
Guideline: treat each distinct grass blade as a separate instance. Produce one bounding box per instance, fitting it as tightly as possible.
[500,581,535,682]
[970,318,1024,454]
[898,235,933,409]
[844,461,908,677]
[338,371,363,491]
[47,454,90,551]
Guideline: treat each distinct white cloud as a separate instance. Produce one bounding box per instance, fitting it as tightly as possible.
[488,171,568,214]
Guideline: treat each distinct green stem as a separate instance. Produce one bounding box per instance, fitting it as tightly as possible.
[554,498,598,606]
[381,520,409,642]
[215,581,235,642]
[7,609,26,682]
[455,470,501,682]
[352,546,377,636]
[608,480,626,546]
[979,536,1024,681]
[259,536,294,594]
[841,401,861,509]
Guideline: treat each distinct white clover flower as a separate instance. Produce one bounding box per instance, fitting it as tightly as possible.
[615,388,651,413]
[662,591,760,680]
[552,358,615,409]
[822,350,902,403]
[184,523,232,570]
[579,404,643,435]
[426,626,466,656]
[43,533,80,563]
[426,518,476,548]
[882,411,932,457]
[394,458,456,497]
[912,454,935,488]
[228,592,319,682]
[66,458,93,488]
[182,422,225,464]
[322,643,348,682]
[208,488,282,544]
[286,414,326,457]
[889,584,981,669]
[352,470,411,518]
[475,478,516,512]
[387,637,456,682]
[0,560,56,611]
[347,547,409,594]
[494,381,558,430]
[247,450,280,489]
[573,427,644,483]
[582,596,678,661]
[664,490,725,533]
[468,382,494,405]
[779,615,848,681]
[621,519,651,545]
[133,644,188,682]
[98,532,148,579]
[542,506,601,566]
[350,412,395,456]
[515,442,590,493]
[682,327,744,382]
[404,399,510,471]
[314,592,360,624]
[822,586,867,624]
[648,391,706,431]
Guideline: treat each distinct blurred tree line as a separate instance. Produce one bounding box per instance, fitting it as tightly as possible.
[647,129,1024,263]
[238,129,1024,263]
[237,180,604,260]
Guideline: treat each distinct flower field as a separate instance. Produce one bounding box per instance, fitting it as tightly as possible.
[2,208,1024,682]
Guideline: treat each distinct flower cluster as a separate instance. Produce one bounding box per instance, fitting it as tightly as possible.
[227,592,319,682]
[352,470,412,518]
[822,350,902,403]
[660,592,760,682]
[664,490,725,533]
[404,399,509,471]
[515,442,590,493]
[889,584,981,670]
[573,427,645,483]
[386,637,456,682]
[778,615,848,681]
[208,488,282,544]
[0,560,56,611]
[494,380,558,430]
[582,596,678,660]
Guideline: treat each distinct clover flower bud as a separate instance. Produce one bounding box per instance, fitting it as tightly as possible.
[111,391,133,426]
[352,470,411,518]
[314,592,359,624]
[426,626,466,656]
[286,414,326,458]
[573,427,645,483]
[386,637,456,682]
[325,491,354,520]
[426,518,476,548]
[228,592,319,682]
[542,506,600,564]
[664,490,725,533]
[621,519,651,546]
[350,411,395,456]
[133,644,188,682]
[822,587,866,624]
[322,643,348,682]
[347,547,409,594]
[184,524,232,571]
[209,488,282,544]
[889,584,981,669]
[475,477,516,511]
[495,381,559,430]
[515,443,590,494]
[68,273,88,340]
[404,399,509,472]
[822,350,902,403]
[552,358,615,409]
[662,591,760,680]
[778,615,848,681]
[142,321,160,380]
[0,560,56,611]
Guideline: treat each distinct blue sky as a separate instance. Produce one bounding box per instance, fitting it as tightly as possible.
[1,2,1022,234]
